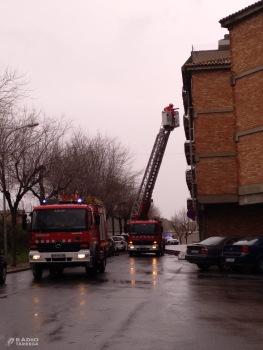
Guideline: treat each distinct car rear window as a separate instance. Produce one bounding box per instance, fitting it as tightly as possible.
[199,237,226,245]
[112,237,122,241]
[233,237,262,246]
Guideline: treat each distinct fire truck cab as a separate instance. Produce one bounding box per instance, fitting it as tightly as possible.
[29,196,108,279]
[126,217,165,256]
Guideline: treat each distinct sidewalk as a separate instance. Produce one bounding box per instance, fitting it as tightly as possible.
[165,244,187,259]
[7,262,30,274]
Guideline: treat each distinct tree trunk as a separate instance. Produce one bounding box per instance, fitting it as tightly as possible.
[111,216,115,235]
[118,218,122,234]
[10,211,17,267]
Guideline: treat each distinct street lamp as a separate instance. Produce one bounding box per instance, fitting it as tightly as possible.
[2,122,39,260]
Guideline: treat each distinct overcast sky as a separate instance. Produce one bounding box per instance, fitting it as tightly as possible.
[0,0,257,219]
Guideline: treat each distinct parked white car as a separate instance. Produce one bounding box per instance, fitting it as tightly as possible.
[112,236,128,251]
[166,238,179,245]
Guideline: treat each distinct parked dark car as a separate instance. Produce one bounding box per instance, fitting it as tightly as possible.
[108,237,116,257]
[0,250,7,284]
[186,236,242,271]
[222,236,263,273]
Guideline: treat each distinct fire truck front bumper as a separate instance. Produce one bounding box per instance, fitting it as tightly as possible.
[29,250,92,268]
[128,244,158,253]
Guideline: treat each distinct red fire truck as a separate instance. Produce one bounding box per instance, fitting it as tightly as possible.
[28,195,108,279]
[125,107,180,256]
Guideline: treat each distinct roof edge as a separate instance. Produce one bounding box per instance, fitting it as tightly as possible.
[220,1,263,28]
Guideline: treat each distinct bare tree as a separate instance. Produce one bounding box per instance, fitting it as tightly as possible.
[0,67,29,113]
[111,183,138,234]
[148,202,161,219]
[0,110,69,266]
[170,208,196,244]
[29,130,141,236]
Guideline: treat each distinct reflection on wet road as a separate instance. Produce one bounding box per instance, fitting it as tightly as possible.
[1,254,263,350]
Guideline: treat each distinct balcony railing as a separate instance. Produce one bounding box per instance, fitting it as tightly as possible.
[187,198,196,210]
[184,141,195,165]
[183,115,194,141]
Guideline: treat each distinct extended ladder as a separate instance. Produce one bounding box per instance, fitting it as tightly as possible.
[130,109,179,220]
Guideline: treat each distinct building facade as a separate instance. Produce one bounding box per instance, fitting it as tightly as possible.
[182,1,263,240]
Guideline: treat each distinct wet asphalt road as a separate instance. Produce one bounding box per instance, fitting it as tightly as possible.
[1,253,263,350]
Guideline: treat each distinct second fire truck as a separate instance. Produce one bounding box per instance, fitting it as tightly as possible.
[125,105,180,256]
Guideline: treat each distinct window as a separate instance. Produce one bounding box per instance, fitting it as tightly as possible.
[32,209,87,232]
[99,213,106,241]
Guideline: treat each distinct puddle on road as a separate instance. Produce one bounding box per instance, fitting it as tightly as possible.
[94,278,157,287]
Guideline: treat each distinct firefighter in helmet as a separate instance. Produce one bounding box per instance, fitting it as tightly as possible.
[164,103,176,117]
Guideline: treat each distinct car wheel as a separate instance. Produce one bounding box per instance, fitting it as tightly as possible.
[197,263,210,271]
[0,266,7,284]
[256,258,263,273]
[231,266,244,273]
[32,265,43,279]
[218,260,230,272]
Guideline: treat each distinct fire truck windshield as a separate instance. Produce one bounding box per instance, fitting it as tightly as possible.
[32,209,88,232]
[130,223,157,235]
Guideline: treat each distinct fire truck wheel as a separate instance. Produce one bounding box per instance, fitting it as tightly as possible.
[98,254,106,273]
[0,266,6,284]
[32,266,43,279]
[129,252,134,257]
[156,251,160,257]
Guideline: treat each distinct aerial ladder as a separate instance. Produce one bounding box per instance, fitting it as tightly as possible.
[126,105,180,256]
[131,105,180,221]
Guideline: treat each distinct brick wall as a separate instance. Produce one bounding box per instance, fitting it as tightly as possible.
[230,11,263,76]
[197,157,237,195]
[195,112,235,154]
[203,203,263,238]
[237,132,263,186]
[230,10,263,188]
[192,70,233,110]
[191,69,236,196]
[234,71,263,132]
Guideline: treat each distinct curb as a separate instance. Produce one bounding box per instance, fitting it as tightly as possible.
[165,249,180,256]
[7,268,31,274]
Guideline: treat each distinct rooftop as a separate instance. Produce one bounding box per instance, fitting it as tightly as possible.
[220,0,263,28]
[185,57,231,68]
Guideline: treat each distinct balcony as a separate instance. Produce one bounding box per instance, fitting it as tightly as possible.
[186,170,197,198]
[183,115,194,141]
[186,168,196,187]
[184,141,195,165]
[187,198,196,210]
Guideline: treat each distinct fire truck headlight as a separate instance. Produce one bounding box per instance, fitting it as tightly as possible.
[78,254,86,259]
[152,246,157,249]
[129,245,134,249]
[32,255,41,260]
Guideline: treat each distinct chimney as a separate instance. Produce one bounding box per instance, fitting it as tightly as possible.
[218,34,230,50]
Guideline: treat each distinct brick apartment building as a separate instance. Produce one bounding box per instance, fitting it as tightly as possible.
[182,1,263,240]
